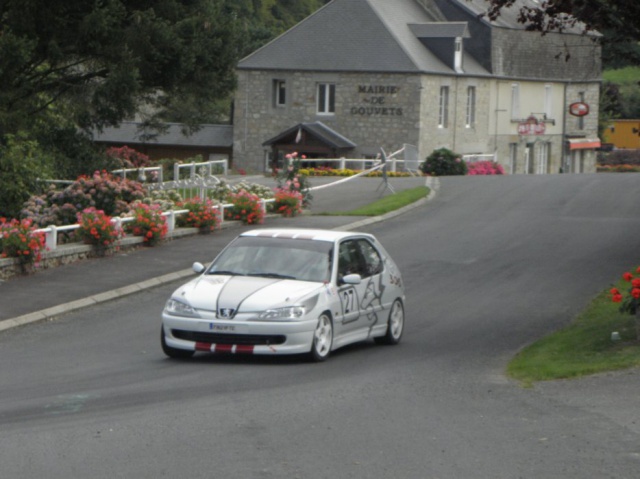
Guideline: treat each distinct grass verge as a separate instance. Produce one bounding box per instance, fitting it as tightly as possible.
[315,186,429,217]
[507,279,640,386]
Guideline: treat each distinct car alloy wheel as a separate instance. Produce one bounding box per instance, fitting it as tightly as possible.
[309,313,333,361]
[375,299,404,345]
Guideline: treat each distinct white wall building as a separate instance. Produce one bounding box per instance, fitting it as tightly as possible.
[233,0,601,174]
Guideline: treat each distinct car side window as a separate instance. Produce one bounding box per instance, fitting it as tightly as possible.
[356,239,383,277]
[338,240,363,279]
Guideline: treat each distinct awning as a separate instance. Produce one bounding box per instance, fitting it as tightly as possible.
[568,138,601,150]
[262,122,356,149]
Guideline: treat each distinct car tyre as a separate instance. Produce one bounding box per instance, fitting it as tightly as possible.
[375,299,404,345]
[161,328,195,359]
[309,313,333,362]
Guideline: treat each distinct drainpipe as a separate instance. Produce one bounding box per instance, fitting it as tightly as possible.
[561,82,568,173]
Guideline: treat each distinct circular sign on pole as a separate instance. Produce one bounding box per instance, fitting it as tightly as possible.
[569,102,589,117]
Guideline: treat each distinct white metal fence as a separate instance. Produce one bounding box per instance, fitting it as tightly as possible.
[34,197,274,251]
[462,153,497,163]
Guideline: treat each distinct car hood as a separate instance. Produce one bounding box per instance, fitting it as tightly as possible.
[174,275,322,313]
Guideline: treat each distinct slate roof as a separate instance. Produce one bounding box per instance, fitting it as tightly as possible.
[92,122,233,148]
[262,122,357,149]
[451,0,594,36]
[238,0,489,76]
[409,22,470,39]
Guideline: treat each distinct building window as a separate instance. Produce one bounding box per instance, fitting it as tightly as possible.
[454,38,463,72]
[317,83,335,115]
[439,86,449,128]
[509,143,518,174]
[511,83,520,120]
[466,86,476,128]
[273,79,286,107]
[536,142,550,174]
[544,84,552,118]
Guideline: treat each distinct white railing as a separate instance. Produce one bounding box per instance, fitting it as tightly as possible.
[174,159,228,180]
[293,157,406,172]
[33,198,274,251]
[463,153,497,163]
[111,159,229,185]
[111,166,164,183]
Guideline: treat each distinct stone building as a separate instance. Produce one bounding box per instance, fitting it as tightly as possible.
[232,0,601,174]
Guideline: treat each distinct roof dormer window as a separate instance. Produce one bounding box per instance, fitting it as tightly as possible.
[454,37,463,73]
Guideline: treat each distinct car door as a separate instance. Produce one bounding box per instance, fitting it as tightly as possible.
[335,238,386,340]
[352,238,387,336]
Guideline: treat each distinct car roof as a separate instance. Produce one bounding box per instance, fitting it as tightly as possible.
[240,228,373,243]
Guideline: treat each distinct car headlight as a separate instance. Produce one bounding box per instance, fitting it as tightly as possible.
[258,295,319,321]
[164,298,201,318]
[259,306,306,321]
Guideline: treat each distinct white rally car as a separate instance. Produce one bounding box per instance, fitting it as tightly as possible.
[161,228,405,361]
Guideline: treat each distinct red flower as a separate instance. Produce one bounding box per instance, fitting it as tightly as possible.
[623,272,633,282]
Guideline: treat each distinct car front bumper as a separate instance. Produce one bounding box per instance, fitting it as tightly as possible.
[162,313,319,355]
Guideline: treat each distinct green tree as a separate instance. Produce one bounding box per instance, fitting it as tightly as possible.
[0,0,244,136]
[0,134,52,219]
[480,0,640,67]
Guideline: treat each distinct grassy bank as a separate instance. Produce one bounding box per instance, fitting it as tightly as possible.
[315,186,430,217]
[508,278,640,386]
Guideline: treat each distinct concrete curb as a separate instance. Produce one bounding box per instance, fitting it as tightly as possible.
[0,177,438,331]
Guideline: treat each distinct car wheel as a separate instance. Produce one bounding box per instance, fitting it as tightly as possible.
[375,299,404,345]
[309,313,333,362]
[161,328,195,359]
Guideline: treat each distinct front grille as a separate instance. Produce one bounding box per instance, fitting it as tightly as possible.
[172,329,286,346]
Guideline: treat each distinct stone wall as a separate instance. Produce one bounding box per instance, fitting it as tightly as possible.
[233,70,424,171]
[492,29,601,82]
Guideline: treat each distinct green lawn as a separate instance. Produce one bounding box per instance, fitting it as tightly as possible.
[315,186,430,217]
[603,66,640,98]
[507,278,640,386]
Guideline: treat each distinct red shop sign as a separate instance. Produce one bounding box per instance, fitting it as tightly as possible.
[518,116,546,135]
[569,102,589,117]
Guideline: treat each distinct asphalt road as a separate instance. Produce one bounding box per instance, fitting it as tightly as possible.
[2,173,640,478]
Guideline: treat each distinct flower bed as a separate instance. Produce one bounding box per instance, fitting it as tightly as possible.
[597,164,640,173]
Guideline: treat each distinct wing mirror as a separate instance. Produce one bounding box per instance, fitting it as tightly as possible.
[192,262,206,274]
[340,273,362,285]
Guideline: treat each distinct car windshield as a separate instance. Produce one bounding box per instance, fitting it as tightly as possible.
[208,236,333,283]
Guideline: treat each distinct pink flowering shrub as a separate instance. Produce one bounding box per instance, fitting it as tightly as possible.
[126,203,168,246]
[176,197,221,233]
[273,188,303,217]
[106,146,151,168]
[75,207,121,248]
[21,171,147,227]
[467,161,505,175]
[225,190,265,225]
[274,151,312,207]
[0,217,47,266]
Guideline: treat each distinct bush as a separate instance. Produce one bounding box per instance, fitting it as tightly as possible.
[225,190,265,225]
[176,197,221,232]
[106,146,151,168]
[467,161,505,175]
[420,148,467,176]
[597,149,640,166]
[75,208,121,247]
[274,152,312,206]
[21,171,147,227]
[126,203,168,246]
[0,218,46,265]
[273,188,303,217]
[0,134,53,219]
